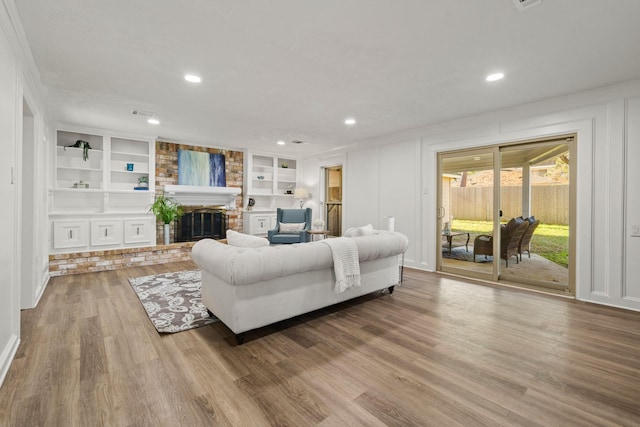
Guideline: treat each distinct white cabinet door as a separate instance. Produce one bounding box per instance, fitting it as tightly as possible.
[124,217,154,244]
[53,220,89,250]
[91,219,123,246]
[250,214,273,235]
[269,214,278,229]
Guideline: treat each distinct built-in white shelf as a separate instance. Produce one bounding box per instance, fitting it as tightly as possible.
[51,129,156,254]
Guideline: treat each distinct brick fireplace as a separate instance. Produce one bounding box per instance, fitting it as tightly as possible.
[155,141,244,244]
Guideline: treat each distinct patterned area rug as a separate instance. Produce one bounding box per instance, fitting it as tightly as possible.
[128,270,218,333]
[442,246,493,263]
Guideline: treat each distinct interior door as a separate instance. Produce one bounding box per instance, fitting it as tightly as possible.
[438,147,498,281]
[324,166,342,236]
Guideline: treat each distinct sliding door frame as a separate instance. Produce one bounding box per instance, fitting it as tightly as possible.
[436,134,576,295]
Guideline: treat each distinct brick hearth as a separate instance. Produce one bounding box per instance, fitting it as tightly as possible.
[49,242,196,277]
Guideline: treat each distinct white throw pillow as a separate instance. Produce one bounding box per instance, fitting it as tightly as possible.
[358,224,374,236]
[344,224,374,237]
[226,230,270,248]
[279,222,305,233]
[344,227,359,237]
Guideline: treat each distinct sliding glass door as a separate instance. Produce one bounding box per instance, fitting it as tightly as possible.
[438,147,499,281]
[498,141,573,291]
[437,137,575,294]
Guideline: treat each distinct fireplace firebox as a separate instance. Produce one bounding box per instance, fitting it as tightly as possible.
[176,207,227,242]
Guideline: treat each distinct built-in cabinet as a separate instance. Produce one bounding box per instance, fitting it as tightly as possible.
[50,129,156,253]
[243,151,299,235]
[243,211,277,236]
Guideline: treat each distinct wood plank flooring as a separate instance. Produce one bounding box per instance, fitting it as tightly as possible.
[0,262,639,426]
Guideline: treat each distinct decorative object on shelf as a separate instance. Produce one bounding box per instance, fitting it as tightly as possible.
[73,180,89,189]
[281,162,288,168]
[138,175,149,188]
[294,187,310,208]
[247,197,255,211]
[64,139,92,161]
[257,175,264,180]
[313,218,325,231]
[126,163,134,171]
[149,191,183,245]
[285,184,294,194]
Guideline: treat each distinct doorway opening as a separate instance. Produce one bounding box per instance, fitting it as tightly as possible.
[324,166,342,237]
[437,136,575,294]
[21,97,36,308]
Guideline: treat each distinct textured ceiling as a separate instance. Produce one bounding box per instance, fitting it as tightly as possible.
[15,0,640,155]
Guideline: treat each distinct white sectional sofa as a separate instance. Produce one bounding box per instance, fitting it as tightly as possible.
[191,231,408,344]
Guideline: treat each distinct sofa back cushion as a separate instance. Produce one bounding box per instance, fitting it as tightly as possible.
[192,231,409,287]
[226,230,270,248]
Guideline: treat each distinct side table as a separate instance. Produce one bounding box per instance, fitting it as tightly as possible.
[307,230,329,241]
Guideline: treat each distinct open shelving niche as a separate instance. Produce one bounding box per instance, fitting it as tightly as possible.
[50,129,157,253]
[244,152,299,235]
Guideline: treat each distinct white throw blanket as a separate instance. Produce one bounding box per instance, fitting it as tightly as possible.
[320,237,361,293]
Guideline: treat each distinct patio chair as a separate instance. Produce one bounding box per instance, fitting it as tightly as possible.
[501,217,529,267]
[473,234,493,262]
[473,217,529,267]
[518,217,540,260]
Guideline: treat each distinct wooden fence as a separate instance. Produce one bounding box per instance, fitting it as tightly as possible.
[450,185,569,225]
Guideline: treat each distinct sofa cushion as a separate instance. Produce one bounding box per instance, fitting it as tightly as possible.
[226,230,270,248]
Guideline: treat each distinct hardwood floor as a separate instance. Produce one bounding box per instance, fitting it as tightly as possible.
[1,263,639,426]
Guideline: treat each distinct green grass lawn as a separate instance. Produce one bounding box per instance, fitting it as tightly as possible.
[451,219,569,268]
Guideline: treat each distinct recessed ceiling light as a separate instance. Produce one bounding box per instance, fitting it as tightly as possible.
[184,74,202,83]
[486,72,504,82]
[344,118,356,125]
[277,140,285,145]
[147,118,160,125]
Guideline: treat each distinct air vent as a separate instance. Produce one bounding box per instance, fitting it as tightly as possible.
[132,109,157,118]
[291,140,305,144]
[512,0,542,11]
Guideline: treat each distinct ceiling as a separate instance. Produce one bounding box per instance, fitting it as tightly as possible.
[15,0,640,156]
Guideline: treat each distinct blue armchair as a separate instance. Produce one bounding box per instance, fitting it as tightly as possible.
[267,208,312,244]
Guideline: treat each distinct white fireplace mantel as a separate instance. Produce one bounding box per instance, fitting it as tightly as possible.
[164,185,241,210]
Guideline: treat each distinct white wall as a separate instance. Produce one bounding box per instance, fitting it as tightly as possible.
[0,3,21,386]
[0,0,51,387]
[302,80,640,312]
[624,98,640,304]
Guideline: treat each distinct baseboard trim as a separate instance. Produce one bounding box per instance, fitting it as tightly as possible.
[0,333,20,389]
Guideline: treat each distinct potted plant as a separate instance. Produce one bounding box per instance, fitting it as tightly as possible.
[149,191,183,245]
[138,175,149,188]
[64,139,92,161]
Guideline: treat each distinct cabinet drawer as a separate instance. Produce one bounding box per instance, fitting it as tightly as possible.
[53,220,89,250]
[91,219,123,246]
[250,215,273,234]
[124,218,154,244]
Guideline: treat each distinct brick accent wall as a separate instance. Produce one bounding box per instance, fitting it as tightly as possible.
[49,242,196,277]
[154,141,244,244]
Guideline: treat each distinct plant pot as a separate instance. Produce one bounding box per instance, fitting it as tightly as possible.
[164,223,171,245]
